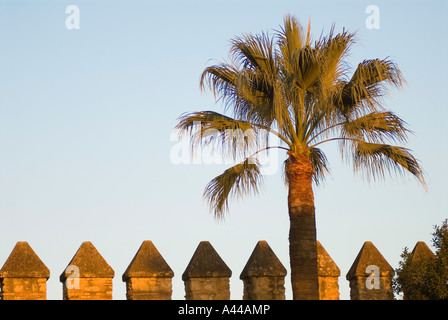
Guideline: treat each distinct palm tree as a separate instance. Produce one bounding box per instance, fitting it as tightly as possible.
[175,15,426,300]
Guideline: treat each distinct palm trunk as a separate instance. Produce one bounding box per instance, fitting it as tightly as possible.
[285,152,319,300]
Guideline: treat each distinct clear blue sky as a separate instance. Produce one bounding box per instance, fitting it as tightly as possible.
[0,0,447,300]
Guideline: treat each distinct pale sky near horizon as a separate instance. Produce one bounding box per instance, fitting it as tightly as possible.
[0,0,447,300]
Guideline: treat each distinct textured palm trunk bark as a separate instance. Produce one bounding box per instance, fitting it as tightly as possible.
[285,152,319,300]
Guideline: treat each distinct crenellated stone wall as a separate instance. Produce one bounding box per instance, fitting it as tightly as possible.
[0,239,433,300]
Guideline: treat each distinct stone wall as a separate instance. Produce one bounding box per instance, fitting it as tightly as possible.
[0,239,433,300]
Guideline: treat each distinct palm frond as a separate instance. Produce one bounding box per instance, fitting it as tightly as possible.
[228,33,295,139]
[335,58,405,119]
[200,62,275,127]
[315,26,355,98]
[298,29,355,142]
[354,58,404,88]
[200,63,239,105]
[235,68,279,126]
[341,111,411,146]
[351,141,426,187]
[200,47,291,135]
[276,15,306,61]
[229,32,277,74]
[175,111,263,160]
[204,157,263,219]
[309,147,330,186]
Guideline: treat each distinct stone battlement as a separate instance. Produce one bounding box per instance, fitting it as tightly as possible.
[0,240,434,300]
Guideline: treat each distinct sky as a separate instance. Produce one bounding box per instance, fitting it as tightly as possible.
[0,0,447,300]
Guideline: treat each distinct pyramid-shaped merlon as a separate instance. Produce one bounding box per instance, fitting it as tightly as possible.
[60,241,114,281]
[0,241,50,279]
[317,241,340,277]
[182,241,231,281]
[240,241,286,279]
[122,240,174,281]
[346,241,394,280]
[411,241,436,263]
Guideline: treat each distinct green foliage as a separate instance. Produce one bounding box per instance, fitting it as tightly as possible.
[394,219,448,300]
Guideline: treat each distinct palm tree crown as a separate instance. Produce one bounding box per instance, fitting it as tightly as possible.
[176,15,426,219]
